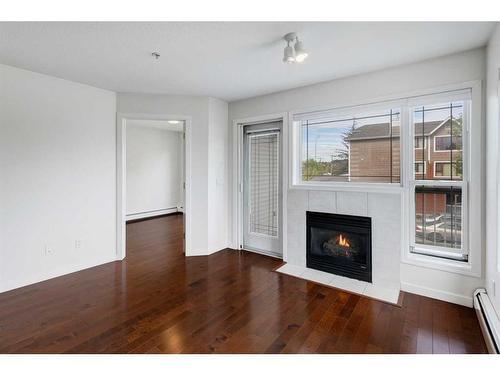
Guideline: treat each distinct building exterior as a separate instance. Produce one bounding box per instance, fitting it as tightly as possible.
[346,118,462,183]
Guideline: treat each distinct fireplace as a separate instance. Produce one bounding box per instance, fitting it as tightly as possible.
[306,211,372,283]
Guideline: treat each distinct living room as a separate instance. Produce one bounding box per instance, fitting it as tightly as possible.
[1,0,499,372]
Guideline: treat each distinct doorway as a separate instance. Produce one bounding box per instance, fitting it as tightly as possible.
[116,113,192,259]
[242,120,283,258]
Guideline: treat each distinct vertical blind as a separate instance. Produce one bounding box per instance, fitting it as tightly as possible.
[248,132,279,237]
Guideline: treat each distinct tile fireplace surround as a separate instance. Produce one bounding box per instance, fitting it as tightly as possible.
[281,190,401,304]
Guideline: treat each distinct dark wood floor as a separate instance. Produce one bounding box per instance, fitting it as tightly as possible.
[0,214,487,353]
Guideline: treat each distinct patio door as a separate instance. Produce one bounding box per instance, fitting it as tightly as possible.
[243,121,282,257]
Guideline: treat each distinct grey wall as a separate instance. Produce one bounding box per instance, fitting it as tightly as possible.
[126,125,183,217]
[485,24,500,313]
[0,64,117,292]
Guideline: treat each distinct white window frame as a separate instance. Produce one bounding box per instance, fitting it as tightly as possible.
[290,100,404,193]
[402,82,482,277]
[408,97,469,263]
[433,134,463,153]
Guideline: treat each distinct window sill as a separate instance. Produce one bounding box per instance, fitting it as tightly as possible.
[289,181,404,194]
[401,250,481,278]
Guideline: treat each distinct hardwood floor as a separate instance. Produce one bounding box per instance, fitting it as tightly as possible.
[0,214,487,353]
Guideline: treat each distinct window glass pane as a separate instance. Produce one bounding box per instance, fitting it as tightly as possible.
[300,109,400,183]
[413,101,463,181]
[413,186,464,260]
[415,137,425,149]
[415,161,425,178]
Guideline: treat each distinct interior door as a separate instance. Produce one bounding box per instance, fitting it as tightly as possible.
[243,121,282,257]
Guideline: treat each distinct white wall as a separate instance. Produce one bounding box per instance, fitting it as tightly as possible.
[0,64,117,292]
[229,48,487,306]
[207,98,230,253]
[485,24,500,313]
[117,93,229,255]
[126,124,183,219]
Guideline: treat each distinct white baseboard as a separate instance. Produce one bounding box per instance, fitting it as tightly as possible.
[0,255,118,294]
[126,207,178,221]
[401,281,473,307]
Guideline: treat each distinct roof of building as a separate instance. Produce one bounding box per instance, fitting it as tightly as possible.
[346,119,453,141]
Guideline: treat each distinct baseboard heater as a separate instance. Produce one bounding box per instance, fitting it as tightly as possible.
[474,288,500,354]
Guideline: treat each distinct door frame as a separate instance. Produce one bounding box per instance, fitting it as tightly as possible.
[116,112,192,259]
[232,112,288,260]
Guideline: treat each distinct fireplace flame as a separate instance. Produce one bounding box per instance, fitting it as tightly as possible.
[337,234,350,248]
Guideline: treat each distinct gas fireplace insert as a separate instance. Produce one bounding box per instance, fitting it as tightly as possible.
[306,211,372,283]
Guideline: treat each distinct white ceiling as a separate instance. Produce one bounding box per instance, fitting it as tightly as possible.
[0,22,495,101]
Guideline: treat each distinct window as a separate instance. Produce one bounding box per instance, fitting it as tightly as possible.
[434,161,461,179]
[414,161,426,179]
[415,137,425,149]
[434,135,462,151]
[291,86,475,268]
[410,95,469,262]
[295,107,401,184]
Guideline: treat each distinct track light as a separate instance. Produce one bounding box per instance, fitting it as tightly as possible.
[283,42,295,64]
[283,32,308,64]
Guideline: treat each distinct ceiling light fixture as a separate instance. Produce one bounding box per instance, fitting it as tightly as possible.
[167,120,181,124]
[283,32,308,64]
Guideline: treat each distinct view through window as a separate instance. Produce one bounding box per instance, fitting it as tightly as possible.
[411,100,467,261]
[299,108,401,183]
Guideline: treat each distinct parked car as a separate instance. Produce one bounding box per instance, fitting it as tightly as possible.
[416,221,462,246]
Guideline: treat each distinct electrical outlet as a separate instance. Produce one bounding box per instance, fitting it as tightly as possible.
[75,239,83,250]
[44,244,54,256]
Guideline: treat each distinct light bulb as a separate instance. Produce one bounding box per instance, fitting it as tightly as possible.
[294,40,308,63]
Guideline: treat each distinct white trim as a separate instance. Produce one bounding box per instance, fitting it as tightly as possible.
[401,281,473,307]
[116,112,192,259]
[231,112,288,261]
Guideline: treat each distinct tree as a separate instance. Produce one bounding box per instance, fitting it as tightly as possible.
[337,122,356,160]
[451,116,463,177]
